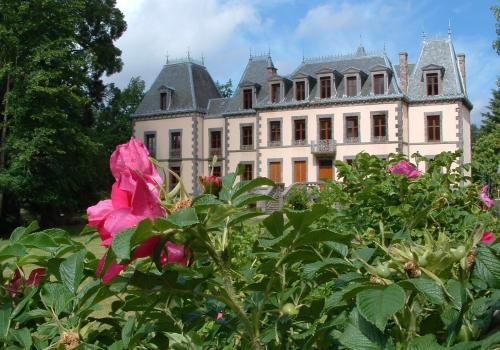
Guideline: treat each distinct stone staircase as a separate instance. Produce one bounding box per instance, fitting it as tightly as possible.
[263,183,285,213]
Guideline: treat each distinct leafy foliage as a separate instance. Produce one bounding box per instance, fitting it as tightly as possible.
[0,152,499,349]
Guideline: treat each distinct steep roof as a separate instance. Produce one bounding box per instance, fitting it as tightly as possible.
[134,60,221,117]
[407,38,465,97]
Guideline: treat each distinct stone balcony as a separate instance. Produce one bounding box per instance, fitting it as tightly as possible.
[311,139,336,154]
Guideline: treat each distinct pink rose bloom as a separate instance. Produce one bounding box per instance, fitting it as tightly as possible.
[110,137,163,196]
[480,231,495,243]
[87,173,165,246]
[389,160,422,179]
[96,237,189,283]
[216,310,225,320]
[479,185,494,209]
[199,175,222,195]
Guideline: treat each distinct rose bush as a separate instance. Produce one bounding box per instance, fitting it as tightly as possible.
[0,143,498,349]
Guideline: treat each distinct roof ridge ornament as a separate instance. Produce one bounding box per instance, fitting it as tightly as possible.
[448,19,452,38]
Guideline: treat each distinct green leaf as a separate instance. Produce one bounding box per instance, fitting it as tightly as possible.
[0,244,27,261]
[233,193,273,207]
[167,208,199,227]
[473,245,500,288]
[122,316,136,348]
[41,283,74,316]
[302,258,351,278]
[59,250,86,293]
[400,278,445,305]
[339,309,387,350]
[11,327,32,349]
[231,177,274,200]
[228,211,264,226]
[111,228,135,261]
[263,211,284,237]
[294,228,352,246]
[408,334,444,350]
[10,221,39,242]
[0,304,12,340]
[285,204,327,232]
[356,284,406,331]
[191,194,222,208]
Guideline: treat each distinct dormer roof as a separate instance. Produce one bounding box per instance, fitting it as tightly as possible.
[342,66,363,74]
[421,64,445,73]
[315,67,336,74]
[369,64,392,72]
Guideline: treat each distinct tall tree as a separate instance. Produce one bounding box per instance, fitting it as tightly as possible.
[215,79,233,98]
[0,0,126,226]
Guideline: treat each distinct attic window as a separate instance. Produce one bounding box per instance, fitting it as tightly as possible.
[295,81,305,101]
[320,77,332,98]
[243,88,253,109]
[346,76,357,97]
[271,83,281,103]
[373,74,385,95]
[426,73,439,96]
[160,92,170,110]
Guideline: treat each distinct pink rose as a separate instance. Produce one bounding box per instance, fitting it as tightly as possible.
[480,231,495,243]
[479,185,494,209]
[216,310,225,320]
[96,236,189,283]
[110,137,163,195]
[389,160,422,179]
[87,173,165,246]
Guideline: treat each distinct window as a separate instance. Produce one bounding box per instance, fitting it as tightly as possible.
[426,73,439,96]
[269,120,281,146]
[294,119,306,145]
[346,76,357,96]
[209,130,222,158]
[318,159,333,181]
[372,114,387,141]
[169,166,180,191]
[373,74,385,95]
[345,159,354,165]
[271,83,281,103]
[427,115,440,142]
[243,88,253,109]
[345,116,359,143]
[241,125,253,149]
[211,165,221,177]
[293,160,307,183]
[160,92,169,110]
[145,133,156,158]
[320,77,332,98]
[242,163,253,181]
[295,81,306,100]
[170,131,181,158]
[319,118,332,140]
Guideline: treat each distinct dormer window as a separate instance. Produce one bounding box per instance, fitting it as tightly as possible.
[373,74,385,95]
[320,77,332,98]
[426,73,439,96]
[159,86,173,110]
[346,76,357,96]
[243,88,253,109]
[295,81,306,100]
[271,83,281,103]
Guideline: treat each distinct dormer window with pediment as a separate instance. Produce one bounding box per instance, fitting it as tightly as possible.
[422,64,445,96]
[369,64,391,95]
[342,67,365,97]
[159,86,173,110]
[239,80,260,110]
[315,68,336,99]
[271,83,281,103]
[243,88,253,109]
[291,73,314,101]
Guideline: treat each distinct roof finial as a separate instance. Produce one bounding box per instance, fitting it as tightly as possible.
[421,29,427,43]
[201,52,205,66]
[166,51,169,64]
[448,19,452,38]
[249,48,252,60]
[383,41,386,54]
[187,47,191,60]
[267,46,271,57]
[359,34,362,46]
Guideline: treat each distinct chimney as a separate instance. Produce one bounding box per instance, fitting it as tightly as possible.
[457,53,466,91]
[399,52,408,93]
[267,56,277,77]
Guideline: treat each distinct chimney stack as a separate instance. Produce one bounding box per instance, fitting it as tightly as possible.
[399,52,408,93]
[267,56,277,77]
[457,53,466,92]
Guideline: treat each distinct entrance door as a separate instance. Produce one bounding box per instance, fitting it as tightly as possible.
[318,159,333,181]
[269,162,282,183]
[294,160,307,183]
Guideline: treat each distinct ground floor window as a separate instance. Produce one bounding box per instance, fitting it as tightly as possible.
[293,160,307,183]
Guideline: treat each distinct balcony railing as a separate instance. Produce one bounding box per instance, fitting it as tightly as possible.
[268,140,281,147]
[209,147,222,158]
[294,139,307,146]
[311,139,336,154]
[372,135,388,142]
[344,136,360,144]
[241,144,254,151]
[170,148,181,159]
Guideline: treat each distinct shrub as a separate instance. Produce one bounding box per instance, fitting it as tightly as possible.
[0,142,498,349]
[285,185,312,210]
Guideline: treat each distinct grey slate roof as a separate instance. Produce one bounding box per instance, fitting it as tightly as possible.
[207,97,229,116]
[134,61,221,117]
[407,38,465,97]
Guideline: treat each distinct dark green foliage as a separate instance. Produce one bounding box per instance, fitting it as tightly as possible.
[215,79,233,98]
[284,186,311,210]
[0,0,126,226]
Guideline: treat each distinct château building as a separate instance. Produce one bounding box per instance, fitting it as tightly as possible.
[132,35,472,196]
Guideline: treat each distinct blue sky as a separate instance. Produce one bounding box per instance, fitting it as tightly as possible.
[111,0,499,125]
